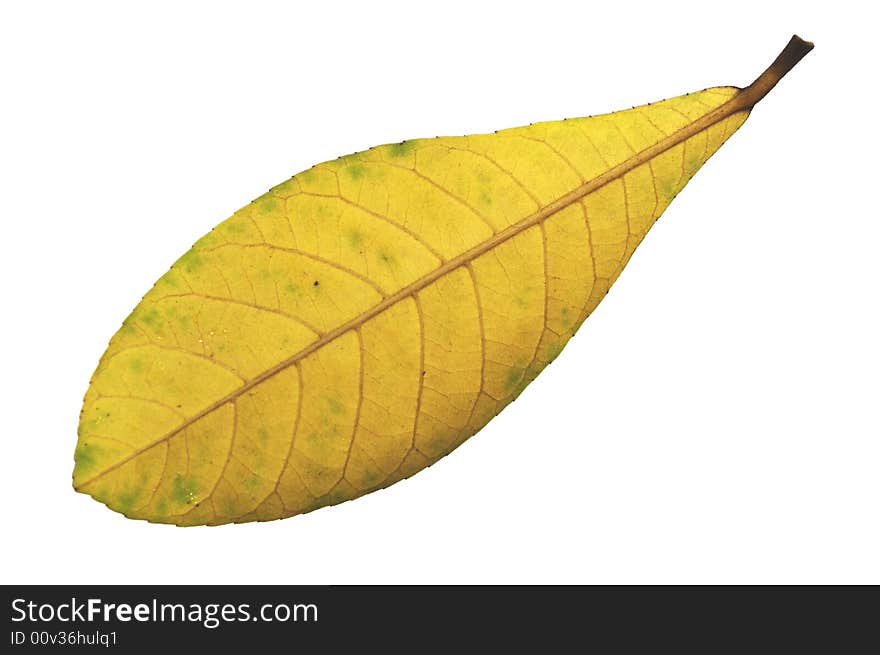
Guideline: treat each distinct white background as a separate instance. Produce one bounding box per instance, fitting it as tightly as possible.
[1,1,877,584]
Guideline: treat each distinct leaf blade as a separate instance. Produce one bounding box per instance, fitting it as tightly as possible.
[75,39,810,524]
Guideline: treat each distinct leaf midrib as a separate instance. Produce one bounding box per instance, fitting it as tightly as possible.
[76,87,760,491]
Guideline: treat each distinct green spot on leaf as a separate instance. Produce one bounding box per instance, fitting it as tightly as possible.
[505,368,523,391]
[270,178,296,195]
[221,497,238,516]
[388,140,416,158]
[325,395,344,415]
[560,305,573,327]
[117,484,143,513]
[171,474,199,506]
[258,197,278,214]
[73,442,96,473]
[224,220,245,235]
[159,271,181,289]
[175,250,204,274]
[140,307,161,329]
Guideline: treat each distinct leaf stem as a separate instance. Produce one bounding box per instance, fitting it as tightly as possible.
[738,35,814,108]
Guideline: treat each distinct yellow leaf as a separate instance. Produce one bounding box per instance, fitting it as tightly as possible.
[74,36,813,525]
